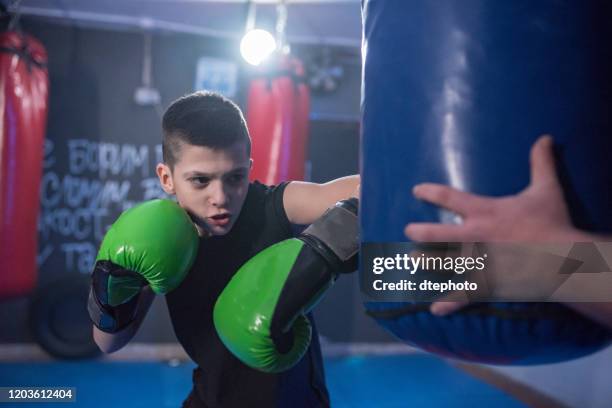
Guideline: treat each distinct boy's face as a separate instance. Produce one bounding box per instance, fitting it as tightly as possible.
[156,141,252,237]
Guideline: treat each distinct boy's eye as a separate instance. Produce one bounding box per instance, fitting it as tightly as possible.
[190,177,210,186]
[227,174,246,184]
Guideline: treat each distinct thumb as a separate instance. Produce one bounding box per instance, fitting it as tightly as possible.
[430,300,470,316]
[529,135,561,188]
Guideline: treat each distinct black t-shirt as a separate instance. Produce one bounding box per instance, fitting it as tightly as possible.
[166,181,330,408]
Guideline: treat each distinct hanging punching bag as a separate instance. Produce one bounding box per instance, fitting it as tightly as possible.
[361,0,612,364]
[0,31,48,298]
[247,55,310,184]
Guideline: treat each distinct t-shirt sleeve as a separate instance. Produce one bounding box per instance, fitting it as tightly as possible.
[264,181,294,238]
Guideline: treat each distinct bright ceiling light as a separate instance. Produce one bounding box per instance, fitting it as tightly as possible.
[240,29,277,66]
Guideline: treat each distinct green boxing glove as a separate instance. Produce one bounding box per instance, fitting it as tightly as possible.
[214,198,359,373]
[88,199,199,333]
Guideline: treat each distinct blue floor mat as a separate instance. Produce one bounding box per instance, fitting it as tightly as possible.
[0,355,524,407]
[325,355,524,408]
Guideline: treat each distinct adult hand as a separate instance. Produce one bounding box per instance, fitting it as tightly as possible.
[404,135,587,315]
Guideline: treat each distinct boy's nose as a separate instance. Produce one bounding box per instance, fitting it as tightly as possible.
[208,181,228,207]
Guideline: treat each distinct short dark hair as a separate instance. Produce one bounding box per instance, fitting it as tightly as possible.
[162,91,251,168]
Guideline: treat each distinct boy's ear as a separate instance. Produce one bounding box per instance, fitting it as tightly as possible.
[156,163,175,195]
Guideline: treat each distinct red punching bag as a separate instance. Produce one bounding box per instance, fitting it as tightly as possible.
[0,32,49,298]
[247,55,310,184]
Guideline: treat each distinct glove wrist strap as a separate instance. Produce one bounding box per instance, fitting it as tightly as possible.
[88,260,143,333]
[301,198,359,272]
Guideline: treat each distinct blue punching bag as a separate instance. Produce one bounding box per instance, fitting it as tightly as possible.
[361,0,612,364]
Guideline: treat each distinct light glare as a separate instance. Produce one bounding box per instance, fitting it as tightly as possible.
[240,29,277,66]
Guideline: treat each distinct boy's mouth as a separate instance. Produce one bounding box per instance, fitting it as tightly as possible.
[209,213,231,227]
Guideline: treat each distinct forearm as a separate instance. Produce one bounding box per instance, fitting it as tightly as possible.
[93,286,155,353]
[563,302,612,331]
[558,229,612,329]
[321,174,360,199]
[285,175,360,225]
[559,228,611,242]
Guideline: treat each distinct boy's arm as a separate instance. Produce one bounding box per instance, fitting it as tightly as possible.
[92,286,155,353]
[283,175,360,225]
[89,200,198,353]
